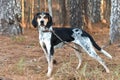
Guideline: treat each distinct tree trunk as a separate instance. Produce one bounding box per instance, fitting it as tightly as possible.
[31,0,34,28]
[100,0,111,24]
[105,0,111,23]
[0,0,22,36]
[68,0,83,28]
[110,0,120,43]
[81,0,101,30]
[87,0,101,23]
[48,0,52,17]
[44,0,47,12]
[21,0,25,28]
[29,0,34,28]
[58,0,67,26]
[37,0,40,12]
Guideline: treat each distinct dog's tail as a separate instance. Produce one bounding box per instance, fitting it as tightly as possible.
[82,31,112,59]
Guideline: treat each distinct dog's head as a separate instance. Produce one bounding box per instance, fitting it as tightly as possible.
[32,12,53,28]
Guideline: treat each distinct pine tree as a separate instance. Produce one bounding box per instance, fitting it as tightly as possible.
[68,0,83,28]
[0,0,22,36]
[110,0,120,43]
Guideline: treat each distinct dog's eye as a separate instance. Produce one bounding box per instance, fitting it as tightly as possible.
[38,16,41,19]
[44,16,48,19]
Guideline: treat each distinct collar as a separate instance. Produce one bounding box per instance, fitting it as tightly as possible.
[38,26,53,32]
[42,29,52,32]
[42,26,53,32]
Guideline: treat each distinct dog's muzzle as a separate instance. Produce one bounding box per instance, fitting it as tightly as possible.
[40,20,44,26]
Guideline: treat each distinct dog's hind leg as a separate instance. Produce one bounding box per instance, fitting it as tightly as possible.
[74,44,82,70]
[89,52,110,73]
[88,51,110,73]
[73,37,110,73]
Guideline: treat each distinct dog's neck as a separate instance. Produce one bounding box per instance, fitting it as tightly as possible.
[38,26,53,41]
[38,26,53,32]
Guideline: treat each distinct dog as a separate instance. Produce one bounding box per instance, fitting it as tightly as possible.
[32,12,112,77]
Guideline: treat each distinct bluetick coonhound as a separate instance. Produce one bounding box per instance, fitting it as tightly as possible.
[32,12,112,77]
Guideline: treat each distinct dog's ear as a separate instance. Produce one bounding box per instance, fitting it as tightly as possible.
[46,13,53,28]
[32,15,38,28]
[32,13,40,28]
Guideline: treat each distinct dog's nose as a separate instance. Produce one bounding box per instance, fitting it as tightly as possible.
[40,21,44,25]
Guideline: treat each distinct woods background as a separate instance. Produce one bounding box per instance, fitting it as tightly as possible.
[0,0,120,80]
[20,0,120,43]
[21,0,111,28]
[1,0,120,43]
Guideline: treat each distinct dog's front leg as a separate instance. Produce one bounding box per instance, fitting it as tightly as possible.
[39,41,49,62]
[47,54,53,77]
[44,41,54,77]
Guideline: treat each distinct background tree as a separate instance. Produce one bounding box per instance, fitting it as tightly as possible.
[110,0,120,43]
[21,0,25,28]
[84,0,101,29]
[48,0,52,16]
[58,0,67,26]
[45,0,47,12]
[105,0,111,23]
[37,0,40,12]
[90,0,101,23]
[68,0,83,28]
[100,0,111,24]
[31,0,34,27]
[0,0,22,36]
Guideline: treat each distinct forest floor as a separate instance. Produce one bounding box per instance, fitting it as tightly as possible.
[0,23,120,80]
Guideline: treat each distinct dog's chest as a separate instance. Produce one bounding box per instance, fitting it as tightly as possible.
[39,32,52,43]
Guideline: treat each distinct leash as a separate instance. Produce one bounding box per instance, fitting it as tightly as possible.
[43,29,80,52]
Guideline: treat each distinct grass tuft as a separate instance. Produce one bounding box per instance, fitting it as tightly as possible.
[12,57,26,75]
[11,36,25,42]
